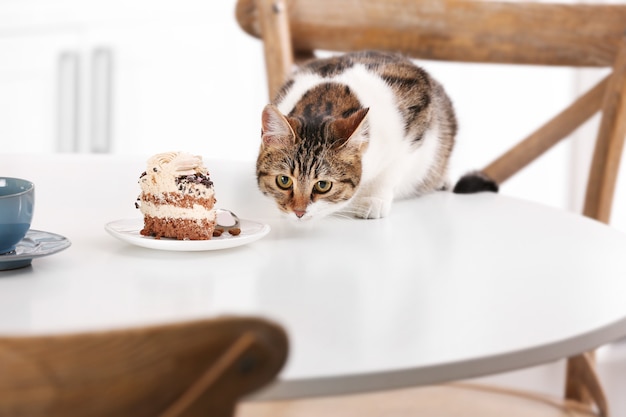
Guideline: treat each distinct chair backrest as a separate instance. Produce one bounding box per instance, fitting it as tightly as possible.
[0,316,288,417]
[235,0,626,414]
[236,0,626,225]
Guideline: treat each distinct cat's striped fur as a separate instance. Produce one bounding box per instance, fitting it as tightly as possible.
[257,50,457,221]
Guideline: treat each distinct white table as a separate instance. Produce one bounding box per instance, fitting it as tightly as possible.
[2,153,626,401]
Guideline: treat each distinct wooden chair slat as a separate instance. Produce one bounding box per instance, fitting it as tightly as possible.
[237,0,626,67]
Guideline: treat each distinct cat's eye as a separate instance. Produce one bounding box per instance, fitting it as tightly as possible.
[314,180,332,193]
[276,175,293,190]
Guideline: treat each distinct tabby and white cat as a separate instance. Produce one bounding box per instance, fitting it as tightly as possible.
[256,50,457,221]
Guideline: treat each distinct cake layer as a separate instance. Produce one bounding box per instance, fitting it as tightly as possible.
[140,216,216,240]
[140,200,217,221]
[141,192,216,210]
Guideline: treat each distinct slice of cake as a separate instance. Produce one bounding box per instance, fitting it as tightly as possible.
[137,151,216,240]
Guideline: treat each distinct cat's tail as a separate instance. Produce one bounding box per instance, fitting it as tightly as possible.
[452,171,499,194]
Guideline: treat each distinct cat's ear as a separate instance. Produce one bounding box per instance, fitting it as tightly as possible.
[331,108,370,151]
[261,104,296,147]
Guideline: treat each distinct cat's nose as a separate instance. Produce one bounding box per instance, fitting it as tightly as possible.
[294,209,306,218]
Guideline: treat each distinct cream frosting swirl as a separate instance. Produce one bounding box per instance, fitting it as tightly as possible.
[146,151,205,176]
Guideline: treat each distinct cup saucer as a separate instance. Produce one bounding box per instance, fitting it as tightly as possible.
[0,230,71,271]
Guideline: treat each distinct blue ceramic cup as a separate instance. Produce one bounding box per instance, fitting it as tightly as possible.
[0,178,34,254]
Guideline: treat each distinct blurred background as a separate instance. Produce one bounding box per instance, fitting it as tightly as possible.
[1,0,625,231]
[1,0,625,412]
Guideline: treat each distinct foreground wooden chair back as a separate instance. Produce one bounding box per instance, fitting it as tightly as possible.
[236,1,626,416]
[0,316,288,417]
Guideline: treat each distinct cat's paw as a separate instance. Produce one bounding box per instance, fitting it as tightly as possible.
[352,197,392,219]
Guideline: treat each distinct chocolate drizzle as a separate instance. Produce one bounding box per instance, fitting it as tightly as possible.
[175,172,213,188]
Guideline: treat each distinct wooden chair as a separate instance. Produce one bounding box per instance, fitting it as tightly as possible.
[235,0,626,416]
[0,316,288,417]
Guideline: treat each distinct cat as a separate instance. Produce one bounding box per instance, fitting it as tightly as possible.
[256,50,459,221]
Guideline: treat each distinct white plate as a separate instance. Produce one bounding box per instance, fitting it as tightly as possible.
[104,218,270,251]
